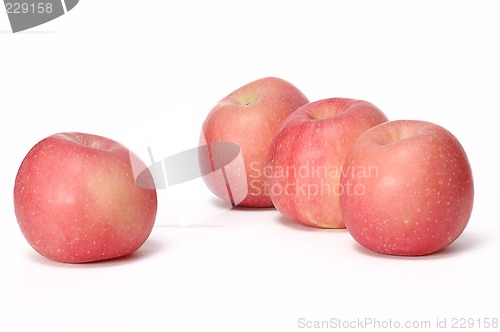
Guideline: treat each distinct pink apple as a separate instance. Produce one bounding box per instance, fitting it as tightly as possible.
[340,120,474,256]
[200,77,309,207]
[267,98,388,228]
[14,132,158,263]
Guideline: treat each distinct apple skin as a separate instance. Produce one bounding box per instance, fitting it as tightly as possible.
[267,98,388,228]
[200,77,309,208]
[339,120,474,256]
[13,132,158,263]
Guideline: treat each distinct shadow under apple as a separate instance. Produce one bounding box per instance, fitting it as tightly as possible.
[28,236,166,268]
[352,230,483,260]
[275,214,348,233]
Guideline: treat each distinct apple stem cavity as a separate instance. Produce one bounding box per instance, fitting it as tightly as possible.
[60,133,107,150]
[240,94,259,106]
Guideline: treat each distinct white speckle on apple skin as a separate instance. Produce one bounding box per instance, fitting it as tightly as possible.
[340,120,474,256]
[267,98,388,228]
[200,77,309,208]
[14,132,158,263]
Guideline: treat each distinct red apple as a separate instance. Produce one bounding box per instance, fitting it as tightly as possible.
[267,98,388,228]
[14,132,158,263]
[200,77,309,207]
[339,120,474,256]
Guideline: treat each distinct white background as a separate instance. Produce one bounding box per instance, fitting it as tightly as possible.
[1,1,499,331]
